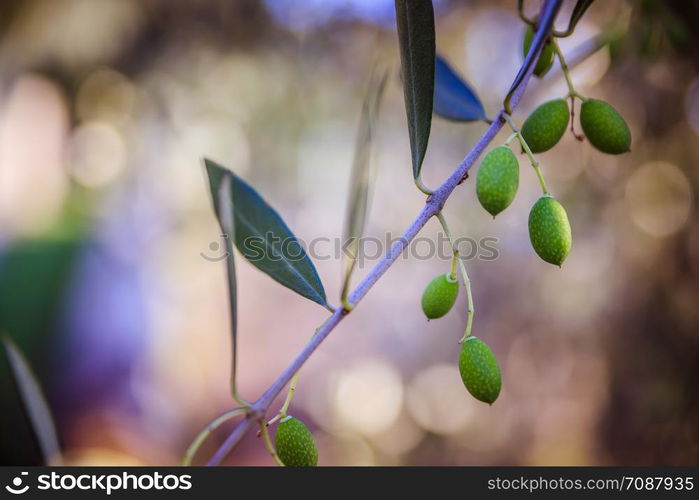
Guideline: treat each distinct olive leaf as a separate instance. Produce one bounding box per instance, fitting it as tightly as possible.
[394,0,435,180]
[566,0,595,35]
[204,160,327,307]
[434,53,486,122]
[341,67,389,303]
[2,337,62,465]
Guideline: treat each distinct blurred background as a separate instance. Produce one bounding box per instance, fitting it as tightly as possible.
[1,0,698,466]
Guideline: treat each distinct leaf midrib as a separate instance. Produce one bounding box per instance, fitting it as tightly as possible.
[403,2,422,178]
[234,207,322,301]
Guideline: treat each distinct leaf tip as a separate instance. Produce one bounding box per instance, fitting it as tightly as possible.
[2,334,17,359]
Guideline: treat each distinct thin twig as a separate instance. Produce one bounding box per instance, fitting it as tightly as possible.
[551,38,584,100]
[517,0,536,26]
[259,420,284,466]
[569,94,584,142]
[503,114,549,195]
[436,212,474,343]
[182,407,246,466]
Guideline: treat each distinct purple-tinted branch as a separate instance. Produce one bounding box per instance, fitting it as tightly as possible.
[206,0,563,466]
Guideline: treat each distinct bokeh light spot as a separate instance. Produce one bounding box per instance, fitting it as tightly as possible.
[69,122,125,188]
[406,364,476,435]
[625,161,692,238]
[334,359,403,436]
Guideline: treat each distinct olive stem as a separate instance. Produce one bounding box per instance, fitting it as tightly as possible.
[517,0,536,26]
[568,95,585,142]
[450,253,458,280]
[414,175,434,196]
[266,413,281,427]
[503,114,549,195]
[436,212,456,276]
[182,407,247,466]
[457,255,475,344]
[259,420,284,466]
[551,39,586,141]
[438,213,459,279]
[279,372,299,418]
[551,39,584,100]
[436,212,474,343]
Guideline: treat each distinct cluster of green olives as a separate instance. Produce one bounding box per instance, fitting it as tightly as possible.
[417,23,631,410]
[476,95,630,267]
[421,273,502,405]
[521,97,631,156]
[474,25,632,267]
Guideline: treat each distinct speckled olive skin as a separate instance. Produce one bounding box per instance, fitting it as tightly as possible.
[421,273,459,319]
[521,99,570,153]
[275,416,318,467]
[580,98,631,154]
[522,25,554,77]
[528,195,572,266]
[476,146,519,217]
[459,337,501,405]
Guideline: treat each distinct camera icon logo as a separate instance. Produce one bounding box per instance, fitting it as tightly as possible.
[5,472,29,495]
[200,234,231,262]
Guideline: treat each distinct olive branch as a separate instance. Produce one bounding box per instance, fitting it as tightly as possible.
[196,0,632,464]
[195,0,566,466]
[1,0,622,467]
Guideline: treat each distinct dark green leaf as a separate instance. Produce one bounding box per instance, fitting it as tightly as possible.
[204,160,327,306]
[434,53,486,122]
[2,337,61,465]
[341,67,389,302]
[395,0,435,179]
[567,0,595,35]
